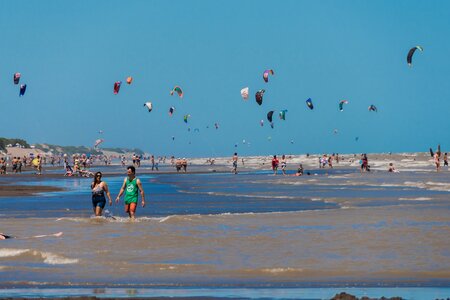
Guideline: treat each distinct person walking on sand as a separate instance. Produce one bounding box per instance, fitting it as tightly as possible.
[232,152,238,174]
[280,154,287,175]
[116,166,146,219]
[444,153,448,167]
[271,155,279,175]
[91,172,113,217]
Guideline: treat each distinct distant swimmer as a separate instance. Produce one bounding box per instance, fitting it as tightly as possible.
[0,233,13,239]
[1,232,63,240]
[116,166,146,219]
[292,164,304,176]
[388,163,399,173]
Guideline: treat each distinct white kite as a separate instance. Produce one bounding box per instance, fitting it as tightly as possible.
[144,102,153,112]
[94,139,104,148]
[241,87,249,100]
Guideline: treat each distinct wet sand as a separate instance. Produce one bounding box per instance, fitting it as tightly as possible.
[0,183,65,197]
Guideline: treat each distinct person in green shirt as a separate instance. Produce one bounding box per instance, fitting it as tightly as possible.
[116,166,146,219]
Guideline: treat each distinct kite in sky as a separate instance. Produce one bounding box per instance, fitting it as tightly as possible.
[113,81,121,94]
[339,100,349,111]
[267,111,274,128]
[407,46,423,66]
[263,69,274,83]
[13,73,21,85]
[255,89,265,105]
[94,139,104,148]
[306,98,314,110]
[19,84,27,96]
[144,102,153,112]
[170,86,183,98]
[241,87,249,100]
[279,109,288,120]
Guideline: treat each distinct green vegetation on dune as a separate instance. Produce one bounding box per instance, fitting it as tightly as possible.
[103,147,144,155]
[0,138,30,151]
[0,137,144,155]
[34,144,103,155]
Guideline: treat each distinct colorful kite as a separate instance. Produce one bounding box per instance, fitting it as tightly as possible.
[113,81,121,94]
[263,69,274,83]
[255,89,265,105]
[170,86,183,98]
[13,73,21,85]
[339,100,349,111]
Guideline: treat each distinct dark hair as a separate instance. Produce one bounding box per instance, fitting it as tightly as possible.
[127,166,136,174]
[93,172,102,185]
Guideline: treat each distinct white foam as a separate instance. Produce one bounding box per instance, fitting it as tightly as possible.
[0,248,78,265]
[398,197,432,201]
[158,216,173,223]
[262,267,302,274]
[425,181,450,186]
[193,191,301,200]
[159,266,177,271]
[0,248,30,257]
[39,251,79,265]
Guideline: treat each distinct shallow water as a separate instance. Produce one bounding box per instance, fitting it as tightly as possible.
[0,287,449,299]
[1,167,450,298]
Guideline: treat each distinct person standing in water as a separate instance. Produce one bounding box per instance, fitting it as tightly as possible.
[116,166,146,219]
[434,152,441,172]
[91,172,113,217]
[232,152,238,174]
[280,155,287,175]
[271,155,279,175]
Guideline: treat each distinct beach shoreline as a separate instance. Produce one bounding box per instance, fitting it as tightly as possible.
[0,151,441,197]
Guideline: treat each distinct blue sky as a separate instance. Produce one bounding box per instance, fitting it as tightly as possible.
[1,1,450,157]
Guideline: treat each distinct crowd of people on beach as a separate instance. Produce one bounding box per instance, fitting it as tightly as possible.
[1,144,449,183]
[1,148,448,177]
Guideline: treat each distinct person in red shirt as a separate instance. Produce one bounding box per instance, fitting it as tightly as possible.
[271,155,279,175]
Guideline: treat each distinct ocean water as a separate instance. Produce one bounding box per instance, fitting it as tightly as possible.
[1,166,450,299]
